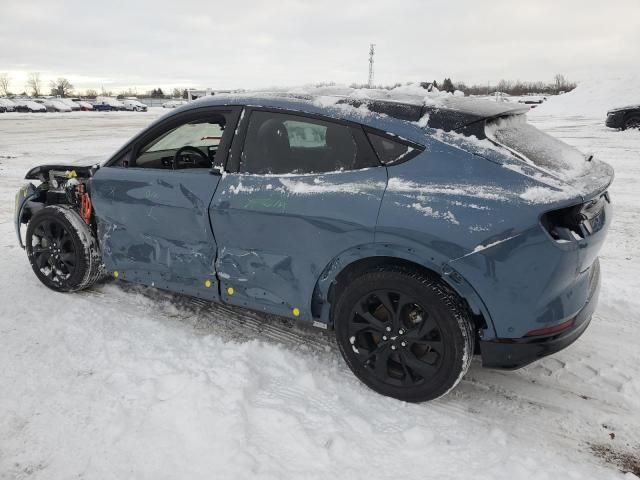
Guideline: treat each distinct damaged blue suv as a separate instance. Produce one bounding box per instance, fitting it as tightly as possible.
[14,91,613,402]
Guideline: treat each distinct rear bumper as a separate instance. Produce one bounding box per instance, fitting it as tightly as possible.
[479,259,600,370]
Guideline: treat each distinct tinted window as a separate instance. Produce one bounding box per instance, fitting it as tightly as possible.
[240,111,364,174]
[367,132,420,165]
[134,115,226,169]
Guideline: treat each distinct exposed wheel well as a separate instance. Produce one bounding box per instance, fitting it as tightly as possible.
[326,256,486,341]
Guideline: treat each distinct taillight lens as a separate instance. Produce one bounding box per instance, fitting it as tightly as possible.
[541,193,608,242]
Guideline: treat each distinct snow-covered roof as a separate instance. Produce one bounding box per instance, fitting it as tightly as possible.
[186,85,530,134]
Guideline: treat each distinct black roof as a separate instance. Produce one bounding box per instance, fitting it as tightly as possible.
[338,95,529,137]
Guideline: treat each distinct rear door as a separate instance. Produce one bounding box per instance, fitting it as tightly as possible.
[210,108,386,320]
[91,107,240,300]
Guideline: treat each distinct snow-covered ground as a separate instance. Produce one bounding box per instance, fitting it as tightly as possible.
[0,98,639,479]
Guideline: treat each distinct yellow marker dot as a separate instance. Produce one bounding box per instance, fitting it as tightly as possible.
[204,279,212,288]
[292,308,300,317]
[227,287,234,296]
[113,271,119,279]
[67,170,77,178]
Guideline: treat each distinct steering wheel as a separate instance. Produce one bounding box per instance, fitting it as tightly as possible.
[173,146,209,168]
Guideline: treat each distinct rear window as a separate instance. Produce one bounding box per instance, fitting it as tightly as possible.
[366,132,421,165]
[485,115,588,178]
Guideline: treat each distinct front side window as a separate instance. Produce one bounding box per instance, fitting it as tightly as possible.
[240,111,363,174]
[134,115,226,169]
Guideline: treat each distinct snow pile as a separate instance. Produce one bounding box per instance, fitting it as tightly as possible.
[530,76,640,118]
[286,83,456,108]
[388,177,512,202]
[279,177,384,195]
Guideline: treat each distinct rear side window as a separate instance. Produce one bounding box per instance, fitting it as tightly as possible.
[366,132,421,165]
[240,111,375,174]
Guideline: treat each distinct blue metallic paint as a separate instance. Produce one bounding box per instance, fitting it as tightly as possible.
[59,95,611,351]
[210,169,387,319]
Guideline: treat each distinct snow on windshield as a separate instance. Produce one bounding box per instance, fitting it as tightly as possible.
[485,114,589,179]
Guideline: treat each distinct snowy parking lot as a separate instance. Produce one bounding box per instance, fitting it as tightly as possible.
[1,95,639,479]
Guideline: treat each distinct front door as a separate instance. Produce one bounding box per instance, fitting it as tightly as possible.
[91,107,240,299]
[211,108,387,319]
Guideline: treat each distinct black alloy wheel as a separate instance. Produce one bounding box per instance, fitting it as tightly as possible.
[347,290,444,387]
[624,115,640,130]
[25,206,102,292]
[334,268,473,402]
[29,217,77,285]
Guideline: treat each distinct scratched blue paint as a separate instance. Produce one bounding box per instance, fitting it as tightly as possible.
[91,167,220,301]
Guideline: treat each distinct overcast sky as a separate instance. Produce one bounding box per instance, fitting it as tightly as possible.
[1,0,638,93]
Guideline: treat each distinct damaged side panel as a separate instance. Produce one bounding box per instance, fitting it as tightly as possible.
[210,169,388,320]
[91,166,221,300]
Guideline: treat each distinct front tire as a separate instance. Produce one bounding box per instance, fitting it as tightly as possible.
[334,268,474,402]
[25,206,102,292]
[624,115,640,130]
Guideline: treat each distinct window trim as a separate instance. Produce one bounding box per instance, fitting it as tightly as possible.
[103,106,241,171]
[362,126,425,166]
[226,107,380,174]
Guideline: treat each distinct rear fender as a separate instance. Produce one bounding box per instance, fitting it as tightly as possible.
[312,243,496,337]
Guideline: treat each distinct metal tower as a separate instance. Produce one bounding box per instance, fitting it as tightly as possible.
[368,44,375,88]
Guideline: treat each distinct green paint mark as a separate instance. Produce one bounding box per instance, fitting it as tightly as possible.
[144,190,159,201]
[243,197,288,211]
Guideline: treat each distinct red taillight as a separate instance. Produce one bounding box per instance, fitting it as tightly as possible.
[525,318,575,337]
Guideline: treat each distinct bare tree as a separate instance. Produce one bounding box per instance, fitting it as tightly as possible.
[84,89,98,98]
[0,73,10,96]
[553,73,567,93]
[26,72,43,97]
[49,77,74,97]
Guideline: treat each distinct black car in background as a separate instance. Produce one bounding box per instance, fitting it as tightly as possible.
[606,104,640,130]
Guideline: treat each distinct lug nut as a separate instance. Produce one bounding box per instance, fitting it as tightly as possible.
[391,345,397,350]
[385,326,391,332]
[399,329,405,335]
[382,336,388,341]
[401,341,407,347]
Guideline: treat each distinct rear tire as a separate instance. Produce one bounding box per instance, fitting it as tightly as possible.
[334,267,473,402]
[624,115,640,130]
[25,205,103,292]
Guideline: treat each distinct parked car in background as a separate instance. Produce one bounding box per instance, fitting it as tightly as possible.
[12,99,47,112]
[606,104,640,130]
[516,96,545,108]
[0,98,16,112]
[56,98,81,111]
[14,92,612,402]
[162,100,187,108]
[33,99,72,113]
[94,96,125,111]
[122,99,148,112]
[71,99,94,111]
[0,104,5,113]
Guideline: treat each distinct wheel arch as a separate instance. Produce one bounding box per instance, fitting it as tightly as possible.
[311,244,495,337]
